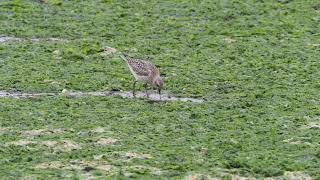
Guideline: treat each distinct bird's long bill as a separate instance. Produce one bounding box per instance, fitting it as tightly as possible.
[158,89,161,100]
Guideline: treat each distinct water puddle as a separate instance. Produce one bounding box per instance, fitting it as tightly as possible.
[0,35,67,43]
[111,91,204,103]
[0,91,204,103]
[0,36,21,42]
[0,91,56,98]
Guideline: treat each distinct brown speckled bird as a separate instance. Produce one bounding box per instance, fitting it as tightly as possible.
[120,53,164,99]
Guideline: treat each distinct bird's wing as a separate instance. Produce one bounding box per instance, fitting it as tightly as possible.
[127,59,151,77]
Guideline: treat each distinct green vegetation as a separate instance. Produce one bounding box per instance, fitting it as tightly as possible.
[0,0,319,179]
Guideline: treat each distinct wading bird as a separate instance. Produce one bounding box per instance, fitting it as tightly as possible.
[120,54,164,99]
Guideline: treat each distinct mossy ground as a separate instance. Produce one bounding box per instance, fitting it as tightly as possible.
[0,0,320,179]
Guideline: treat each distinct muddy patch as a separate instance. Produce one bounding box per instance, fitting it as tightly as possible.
[78,127,113,137]
[21,128,70,138]
[283,138,313,146]
[185,174,220,180]
[35,160,113,172]
[40,140,81,151]
[93,151,152,161]
[7,139,81,151]
[35,159,163,178]
[96,137,118,145]
[89,127,113,134]
[35,160,115,178]
[95,165,113,172]
[283,171,312,180]
[305,122,320,129]
[68,160,113,172]
[265,171,313,180]
[35,161,66,169]
[0,90,204,103]
[22,129,46,137]
[7,140,36,146]
[185,173,258,180]
[0,127,11,135]
[185,168,260,180]
[124,152,152,159]
[123,165,162,177]
[91,127,106,133]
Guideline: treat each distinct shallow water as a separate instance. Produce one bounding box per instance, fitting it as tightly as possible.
[0,35,66,42]
[0,91,56,98]
[0,36,21,42]
[112,91,204,103]
[0,91,204,103]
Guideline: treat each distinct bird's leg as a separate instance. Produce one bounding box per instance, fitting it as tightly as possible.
[144,83,149,98]
[132,80,137,97]
[158,89,161,100]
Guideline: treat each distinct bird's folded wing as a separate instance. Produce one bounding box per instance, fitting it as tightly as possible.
[128,60,150,76]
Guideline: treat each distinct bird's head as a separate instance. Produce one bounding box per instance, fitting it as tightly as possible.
[154,77,164,90]
[154,77,164,99]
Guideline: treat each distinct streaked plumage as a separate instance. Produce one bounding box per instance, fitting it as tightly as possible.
[120,54,164,98]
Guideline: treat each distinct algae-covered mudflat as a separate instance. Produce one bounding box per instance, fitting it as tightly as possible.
[0,0,319,179]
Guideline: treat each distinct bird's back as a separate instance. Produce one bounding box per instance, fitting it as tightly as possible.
[120,54,159,81]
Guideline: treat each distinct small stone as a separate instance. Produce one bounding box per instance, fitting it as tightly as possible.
[100,46,117,56]
[224,37,236,44]
[61,89,68,94]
